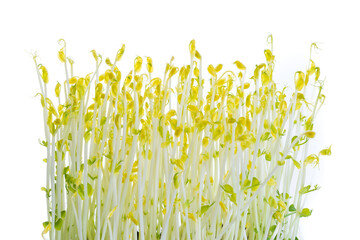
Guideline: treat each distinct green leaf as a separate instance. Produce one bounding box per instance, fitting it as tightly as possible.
[41,187,51,198]
[242,179,251,189]
[260,132,271,141]
[220,184,234,194]
[291,136,298,143]
[251,177,260,191]
[61,210,66,219]
[299,185,320,194]
[289,204,296,212]
[265,152,271,161]
[88,173,98,181]
[299,208,312,217]
[228,193,237,205]
[55,218,63,230]
[88,156,97,166]
[114,160,123,173]
[173,172,181,189]
[184,197,195,208]
[292,159,301,169]
[39,139,48,147]
[198,202,215,217]
[87,183,94,196]
[78,184,85,200]
[100,116,107,126]
[268,196,277,209]
[42,221,50,228]
[269,225,276,233]
[299,185,311,194]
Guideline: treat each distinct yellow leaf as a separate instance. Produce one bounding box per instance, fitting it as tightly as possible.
[304,154,319,166]
[261,70,270,86]
[264,49,274,62]
[268,196,277,209]
[202,137,209,147]
[40,66,49,84]
[146,57,153,73]
[189,39,196,57]
[267,177,276,186]
[69,77,77,84]
[41,222,51,239]
[215,64,223,72]
[168,67,179,80]
[304,131,316,138]
[187,104,198,112]
[90,50,99,62]
[55,82,61,97]
[319,146,332,156]
[219,201,227,213]
[234,61,246,70]
[188,213,196,221]
[295,71,305,91]
[107,206,118,218]
[58,48,66,63]
[116,44,125,62]
[195,50,201,59]
[208,64,217,78]
[134,56,143,73]
[216,78,226,86]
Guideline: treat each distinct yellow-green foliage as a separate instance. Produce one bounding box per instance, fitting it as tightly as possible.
[35,36,329,240]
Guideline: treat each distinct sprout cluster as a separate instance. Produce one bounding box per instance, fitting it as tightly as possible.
[35,37,330,240]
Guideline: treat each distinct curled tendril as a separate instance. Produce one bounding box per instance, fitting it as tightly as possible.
[267,33,274,52]
[58,38,66,47]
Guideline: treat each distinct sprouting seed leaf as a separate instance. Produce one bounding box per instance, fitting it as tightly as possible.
[55,218,63,230]
[292,159,301,169]
[187,105,198,112]
[42,221,50,228]
[289,204,296,212]
[184,197,195,208]
[116,44,125,62]
[77,184,85,200]
[295,71,305,91]
[220,184,234,194]
[319,145,332,156]
[315,67,320,81]
[189,39,196,57]
[58,48,66,63]
[208,64,217,78]
[173,172,181,189]
[299,208,312,217]
[261,70,270,86]
[198,202,215,217]
[264,49,274,62]
[195,50,201,59]
[304,131,316,138]
[55,82,61,97]
[228,193,237,205]
[134,56,143,73]
[40,66,49,84]
[234,61,246,70]
[268,196,277,209]
[304,154,319,166]
[87,183,94,196]
[299,185,320,194]
[251,177,260,191]
[107,206,118,219]
[42,222,51,238]
[215,64,223,72]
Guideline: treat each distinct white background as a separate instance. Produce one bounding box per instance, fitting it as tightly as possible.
[0,0,359,239]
